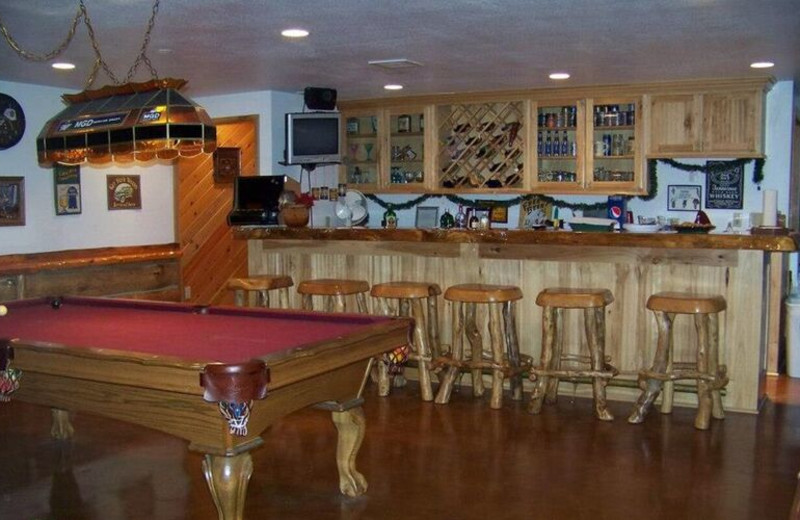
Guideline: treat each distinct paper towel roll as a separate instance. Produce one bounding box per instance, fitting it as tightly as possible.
[762,189,777,227]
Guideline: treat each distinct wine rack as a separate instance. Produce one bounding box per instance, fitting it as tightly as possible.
[436,101,526,190]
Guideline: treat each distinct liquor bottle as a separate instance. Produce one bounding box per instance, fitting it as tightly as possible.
[440,209,455,229]
[544,132,552,156]
[552,132,561,157]
[537,133,543,156]
[455,205,468,228]
[560,131,569,156]
[468,213,479,229]
[610,105,619,126]
[594,106,603,127]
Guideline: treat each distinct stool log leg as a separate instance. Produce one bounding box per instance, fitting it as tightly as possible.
[529,306,556,414]
[332,407,368,497]
[585,307,613,421]
[694,313,712,430]
[488,302,505,409]
[51,408,74,440]
[545,307,564,403]
[428,295,442,360]
[301,294,313,311]
[708,312,725,420]
[278,288,290,309]
[233,289,246,308]
[628,310,673,424]
[202,452,252,520]
[503,301,524,401]
[465,302,485,398]
[435,301,464,404]
[660,312,676,414]
[411,299,434,401]
[356,293,369,314]
[374,298,393,397]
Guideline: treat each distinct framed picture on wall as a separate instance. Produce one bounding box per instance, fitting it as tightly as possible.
[667,185,702,212]
[54,164,81,215]
[0,176,24,226]
[477,200,508,224]
[415,206,439,228]
[214,147,241,183]
[107,175,142,210]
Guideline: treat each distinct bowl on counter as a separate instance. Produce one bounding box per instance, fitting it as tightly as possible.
[624,223,662,233]
[672,222,716,234]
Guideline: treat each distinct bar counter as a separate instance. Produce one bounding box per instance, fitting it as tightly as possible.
[235,226,798,413]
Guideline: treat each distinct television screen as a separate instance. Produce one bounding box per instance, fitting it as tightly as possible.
[285,112,341,165]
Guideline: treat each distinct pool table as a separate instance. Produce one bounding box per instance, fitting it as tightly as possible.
[0,296,412,520]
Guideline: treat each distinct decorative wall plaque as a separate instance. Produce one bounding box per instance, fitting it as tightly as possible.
[107,175,142,210]
[705,160,744,210]
[54,164,81,215]
[214,147,241,183]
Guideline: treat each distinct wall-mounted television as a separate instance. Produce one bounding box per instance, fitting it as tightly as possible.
[284,112,342,165]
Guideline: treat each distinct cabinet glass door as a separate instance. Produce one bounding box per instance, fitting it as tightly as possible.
[386,109,426,191]
[341,112,380,191]
[587,99,641,192]
[534,102,582,191]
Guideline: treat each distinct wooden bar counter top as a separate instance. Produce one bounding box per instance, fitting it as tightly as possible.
[235,226,798,414]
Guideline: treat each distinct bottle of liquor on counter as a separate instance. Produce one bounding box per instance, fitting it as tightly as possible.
[440,209,455,229]
[468,212,479,229]
[455,204,467,228]
[560,131,569,156]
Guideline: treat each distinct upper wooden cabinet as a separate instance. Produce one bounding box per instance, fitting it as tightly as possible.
[339,77,772,194]
[647,84,767,158]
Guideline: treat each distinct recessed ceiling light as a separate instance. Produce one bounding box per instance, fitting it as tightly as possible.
[52,62,75,70]
[750,61,774,69]
[384,84,404,91]
[549,72,570,80]
[281,28,309,38]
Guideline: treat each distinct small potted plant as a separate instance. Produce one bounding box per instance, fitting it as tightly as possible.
[281,192,313,227]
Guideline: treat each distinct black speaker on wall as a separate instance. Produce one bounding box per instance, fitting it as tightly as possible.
[304,87,337,111]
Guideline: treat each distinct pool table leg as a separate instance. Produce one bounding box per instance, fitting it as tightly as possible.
[332,406,368,497]
[202,452,253,520]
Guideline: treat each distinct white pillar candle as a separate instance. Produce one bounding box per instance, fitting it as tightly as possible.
[762,189,778,227]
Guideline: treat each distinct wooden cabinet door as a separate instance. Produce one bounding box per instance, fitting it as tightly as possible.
[648,94,702,155]
[702,90,763,156]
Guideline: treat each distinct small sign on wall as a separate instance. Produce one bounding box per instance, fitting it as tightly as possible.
[705,161,744,210]
[54,164,81,215]
[107,175,142,210]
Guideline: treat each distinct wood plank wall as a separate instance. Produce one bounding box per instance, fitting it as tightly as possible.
[178,117,258,305]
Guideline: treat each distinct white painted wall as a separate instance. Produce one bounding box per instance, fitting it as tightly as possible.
[0,81,303,256]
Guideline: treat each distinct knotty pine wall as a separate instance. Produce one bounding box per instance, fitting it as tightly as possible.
[178,117,258,305]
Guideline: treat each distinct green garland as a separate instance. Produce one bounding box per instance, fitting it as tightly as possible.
[365,158,763,212]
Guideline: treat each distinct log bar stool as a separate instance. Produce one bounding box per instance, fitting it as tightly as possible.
[435,284,531,409]
[297,278,370,313]
[226,275,294,309]
[628,292,728,430]
[529,288,617,421]
[370,282,442,402]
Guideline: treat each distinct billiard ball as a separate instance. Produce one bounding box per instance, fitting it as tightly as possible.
[51,298,62,309]
[0,305,7,316]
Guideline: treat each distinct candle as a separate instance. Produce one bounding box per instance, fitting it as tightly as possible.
[762,189,778,227]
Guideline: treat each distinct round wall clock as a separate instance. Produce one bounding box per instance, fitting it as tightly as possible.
[0,93,26,150]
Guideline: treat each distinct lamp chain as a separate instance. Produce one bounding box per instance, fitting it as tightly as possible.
[0,0,161,89]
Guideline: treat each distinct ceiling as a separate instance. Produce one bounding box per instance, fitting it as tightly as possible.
[0,0,798,102]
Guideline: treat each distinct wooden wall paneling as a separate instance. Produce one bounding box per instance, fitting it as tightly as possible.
[0,275,21,301]
[178,117,257,305]
[22,262,180,299]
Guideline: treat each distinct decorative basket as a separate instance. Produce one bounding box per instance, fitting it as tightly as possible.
[281,204,310,227]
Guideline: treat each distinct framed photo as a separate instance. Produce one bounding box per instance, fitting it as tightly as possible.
[667,184,702,212]
[477,200,508,224]
[705,161,744,210]
[214,147,241,183]
[415,206,439,228]
[518,196,552,229]
[0,176,24,226]
[54,164,81,215]
[107,175,142,210]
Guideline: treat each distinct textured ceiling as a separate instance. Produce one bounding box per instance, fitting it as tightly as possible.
[0,0,798,101]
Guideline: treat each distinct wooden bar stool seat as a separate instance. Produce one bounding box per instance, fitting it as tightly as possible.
[529,287,617,421]
[435,283,531,409]
[371,282,442,402]
[297,278,370,313]
[226,275,294,309]
[628,292,728,430]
